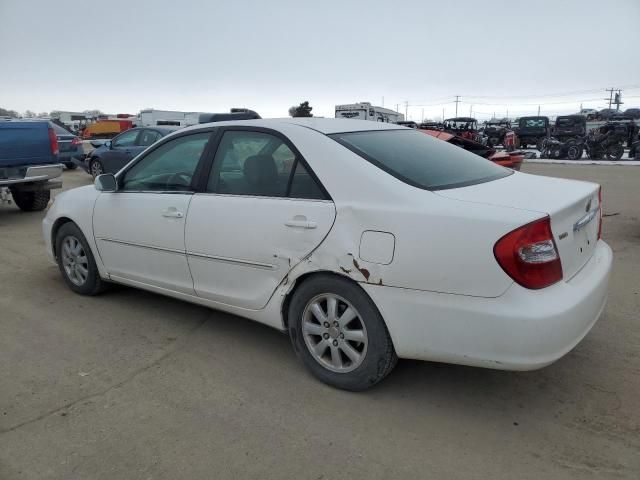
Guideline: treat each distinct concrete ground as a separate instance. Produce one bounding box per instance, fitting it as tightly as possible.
[1,165,638,479]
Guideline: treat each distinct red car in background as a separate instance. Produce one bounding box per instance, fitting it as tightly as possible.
[420,129,523,170]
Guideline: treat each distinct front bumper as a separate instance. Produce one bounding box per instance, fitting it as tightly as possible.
[363,240,613,370]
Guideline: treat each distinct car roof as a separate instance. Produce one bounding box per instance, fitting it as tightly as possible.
[182,118,406,135]
[124,126,177,134]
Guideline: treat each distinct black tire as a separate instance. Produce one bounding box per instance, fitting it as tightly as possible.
[89,158,104,178]
[288,275,397,391]
[9,187,50,211]
[567,144,583,160]
[606,144,624,161]
[55,222,107,295]
[64,162,78,170]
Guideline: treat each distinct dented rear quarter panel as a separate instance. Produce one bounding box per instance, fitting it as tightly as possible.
[274,123,542,298]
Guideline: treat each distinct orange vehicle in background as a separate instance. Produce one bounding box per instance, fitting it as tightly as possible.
[81,119,134,139]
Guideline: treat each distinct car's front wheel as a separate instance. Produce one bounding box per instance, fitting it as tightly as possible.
[55,222,107,295]
[288,275,397,391]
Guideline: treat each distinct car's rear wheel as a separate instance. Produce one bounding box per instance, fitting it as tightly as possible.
[55,222,107,295]
[9,187,50,211]
[64,162,78,170]
[90,158,104,178]
[288,275,397,391]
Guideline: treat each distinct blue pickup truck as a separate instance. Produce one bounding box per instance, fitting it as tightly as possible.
[0,119,64,211]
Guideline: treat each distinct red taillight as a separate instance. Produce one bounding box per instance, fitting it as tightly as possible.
[494,216,563,289]
[48,128,59,156]
[597,186,603,240]
[71,137,82,146]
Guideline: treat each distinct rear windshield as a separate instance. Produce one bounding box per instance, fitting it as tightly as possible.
[50,123,73,135]
[330,129,511,190]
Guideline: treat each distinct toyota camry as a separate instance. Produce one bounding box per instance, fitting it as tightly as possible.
[43,118,612,390]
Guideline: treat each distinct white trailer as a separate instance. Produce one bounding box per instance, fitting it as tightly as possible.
[335,102,404,123]
[138,109,204,128]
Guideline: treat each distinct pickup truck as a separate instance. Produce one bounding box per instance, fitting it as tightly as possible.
[0,119,63,211]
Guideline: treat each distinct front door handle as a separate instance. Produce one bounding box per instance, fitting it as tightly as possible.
[285,218,317,229]
[161,208,184,218]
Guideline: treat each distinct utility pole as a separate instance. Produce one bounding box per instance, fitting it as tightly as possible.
[442,108,445,121]
[382,96,384,108]
[614,90,623,111]
[396,103,399,113]
[421,108,424,123]
[405,101,408,120]
[469,105,473,117]
[537,105,540,116]
[606,88,615,109]
[454,95,460,117]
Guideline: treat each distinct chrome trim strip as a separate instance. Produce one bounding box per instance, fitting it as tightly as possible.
[186,251,276,270]
[573,209,597,233]
[98,238,276,270]
[193,192,333,203]
[98,237,184,255]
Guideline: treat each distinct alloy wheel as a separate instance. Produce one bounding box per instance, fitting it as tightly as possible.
[90,160,104,178]
[61,235,89,286]
[301,294,368,373]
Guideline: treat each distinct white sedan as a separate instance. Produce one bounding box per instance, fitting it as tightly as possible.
[43,118,612,390]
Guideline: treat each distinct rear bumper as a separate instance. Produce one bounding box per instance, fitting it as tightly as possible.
[0,164,63,187]
[57,148,84,163]
[363,240,612,370]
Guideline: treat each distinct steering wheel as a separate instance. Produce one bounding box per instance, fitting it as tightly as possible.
[166,171,192,190]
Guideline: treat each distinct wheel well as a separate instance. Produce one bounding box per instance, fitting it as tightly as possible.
[281,270,364,331]
[50,217,74,258]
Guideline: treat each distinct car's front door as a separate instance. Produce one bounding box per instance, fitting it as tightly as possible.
[185,128,336,310]
[100,129,141,174]
[93,131,213,294]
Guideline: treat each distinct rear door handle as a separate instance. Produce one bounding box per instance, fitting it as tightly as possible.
[162,208,184,218]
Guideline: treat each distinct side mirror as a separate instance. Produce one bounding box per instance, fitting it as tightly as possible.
[105,140,112,149]
[94,173,117,192]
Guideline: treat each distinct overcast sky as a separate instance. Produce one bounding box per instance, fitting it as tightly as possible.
[1,0,639,120]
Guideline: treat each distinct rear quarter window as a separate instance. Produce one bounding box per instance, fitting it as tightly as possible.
[330,129,511,190]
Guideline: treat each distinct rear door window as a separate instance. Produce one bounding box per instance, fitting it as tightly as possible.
[137,129,162,147]
[330,129,511,191]
[207,130,328,199]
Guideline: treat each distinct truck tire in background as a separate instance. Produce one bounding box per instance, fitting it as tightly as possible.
[9,187,50,211]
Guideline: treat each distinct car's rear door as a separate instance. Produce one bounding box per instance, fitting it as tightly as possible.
[185,127,336,310]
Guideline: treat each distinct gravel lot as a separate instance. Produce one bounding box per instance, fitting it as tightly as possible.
[1,164,638,479]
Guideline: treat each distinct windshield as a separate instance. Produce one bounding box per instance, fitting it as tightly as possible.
[330,129,511,190]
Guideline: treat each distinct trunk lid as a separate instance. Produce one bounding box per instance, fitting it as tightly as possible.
[436,172,601,281]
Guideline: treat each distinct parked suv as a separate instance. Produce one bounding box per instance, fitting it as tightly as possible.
[515,116,550,150]
[552,115,586,142]
[84,126,177,177]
